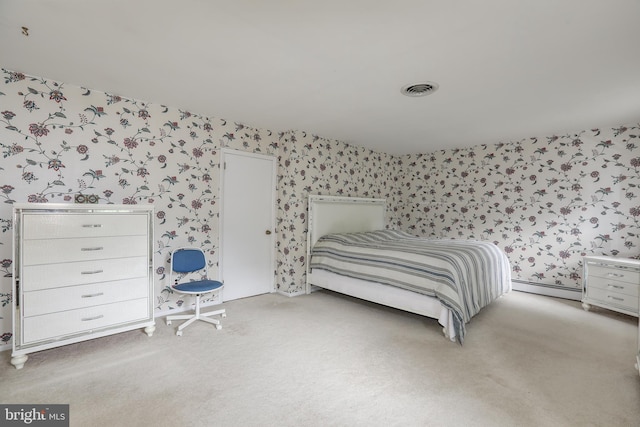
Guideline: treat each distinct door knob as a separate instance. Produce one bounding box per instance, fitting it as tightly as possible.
[265,230,272,235]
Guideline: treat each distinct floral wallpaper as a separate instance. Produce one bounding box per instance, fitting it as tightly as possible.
[0,67,638,348]
[0,69,395,346]
[395,128,640,289]
[276,131,400,293]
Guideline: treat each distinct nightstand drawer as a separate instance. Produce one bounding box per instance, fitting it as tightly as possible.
[586,276,639,298]
[22,298,150,344]
[22,256,149,291]
[22,235,148,265]
[586,287,639,312]
[23,213,148,239]
[587,263,640,285]
[23,277,149,317]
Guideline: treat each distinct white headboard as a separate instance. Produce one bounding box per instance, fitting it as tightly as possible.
[306,195,386,291]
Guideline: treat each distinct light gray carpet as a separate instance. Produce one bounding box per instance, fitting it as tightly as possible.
[0,290,638,427]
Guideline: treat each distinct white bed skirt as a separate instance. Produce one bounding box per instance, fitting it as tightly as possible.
[308,269,456,341]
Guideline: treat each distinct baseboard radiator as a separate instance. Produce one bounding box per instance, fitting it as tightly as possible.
[511,279,581,301]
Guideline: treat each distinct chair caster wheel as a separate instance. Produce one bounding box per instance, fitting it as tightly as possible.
[222,313,227,318]
[176,330,183,336]
[166,320,172,326]
[216,325,222,330]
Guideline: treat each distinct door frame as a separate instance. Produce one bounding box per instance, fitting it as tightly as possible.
[219,148,277,297]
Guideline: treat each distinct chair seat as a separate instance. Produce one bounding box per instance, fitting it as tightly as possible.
[173,279,223,294]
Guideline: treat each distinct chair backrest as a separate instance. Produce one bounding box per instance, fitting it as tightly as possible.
[170,247,209,285]
[172,247,207,272]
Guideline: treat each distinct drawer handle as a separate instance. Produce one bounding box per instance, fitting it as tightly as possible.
[82,224,103,228]
[81,247,104,252]
[607,284,624,290]
[81,315,104,322]
[607,296,624,302]
[81,269,104,275]
[81,292,104,298]
[606,273,624,278]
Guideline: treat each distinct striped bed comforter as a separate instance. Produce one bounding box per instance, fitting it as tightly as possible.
[309,230,511,343]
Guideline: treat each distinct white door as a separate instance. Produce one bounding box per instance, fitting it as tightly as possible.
[220,150,276,301]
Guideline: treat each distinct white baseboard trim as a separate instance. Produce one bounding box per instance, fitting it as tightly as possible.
[277,289,306,298]
[512,280,581,301]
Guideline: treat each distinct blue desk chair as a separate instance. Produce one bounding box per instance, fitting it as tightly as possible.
[166,247,226,336]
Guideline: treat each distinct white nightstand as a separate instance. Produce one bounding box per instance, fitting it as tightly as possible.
[582,256,639,317]
[637,316,640,376]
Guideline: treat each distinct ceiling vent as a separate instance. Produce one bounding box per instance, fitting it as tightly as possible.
[401,82,439,97]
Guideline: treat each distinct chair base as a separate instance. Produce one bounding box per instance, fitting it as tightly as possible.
[166,294,226,336]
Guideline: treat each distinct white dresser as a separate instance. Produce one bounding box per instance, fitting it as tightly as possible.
[582,255,640,317]
[11,203,155,369]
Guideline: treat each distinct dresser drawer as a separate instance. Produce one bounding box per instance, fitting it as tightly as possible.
[586,275,639,298]
[22,213,148,239]
[22,235,148,266]
[587,263,640,285]
[22,256,149,291]
[586,287,639,312]
[22,298,150,344]
[23,277,149,317]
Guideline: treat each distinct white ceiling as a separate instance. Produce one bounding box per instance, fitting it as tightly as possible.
[1,0,639,155]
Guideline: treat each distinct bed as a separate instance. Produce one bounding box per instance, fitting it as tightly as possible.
[305,195,511,343]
